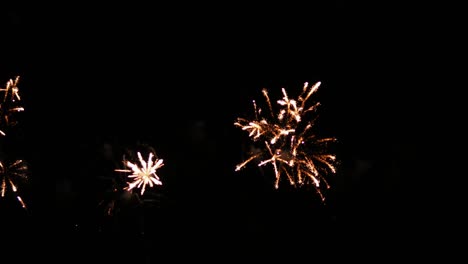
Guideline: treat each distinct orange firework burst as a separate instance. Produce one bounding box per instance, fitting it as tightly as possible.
[115,151,164,196]
[0,159,29,209]
[235,81,337,201]
[0,76,24,136]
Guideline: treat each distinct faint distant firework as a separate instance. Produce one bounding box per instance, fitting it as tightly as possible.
[235,81,337,201]
[0,76,24,136]
[96,176,119,216]
[115,150,164,196]
[0,159,28,209]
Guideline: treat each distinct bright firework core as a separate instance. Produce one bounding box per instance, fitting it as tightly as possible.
[115,151,164,196]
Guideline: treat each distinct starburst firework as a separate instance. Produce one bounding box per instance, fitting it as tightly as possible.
[0,76,24,136]
[235,81,337,201]
[115,151,164,196]
[0,159,29,208]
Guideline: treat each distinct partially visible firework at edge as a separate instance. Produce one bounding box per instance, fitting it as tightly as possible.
[0,76,24,136]
[115,151,164,196]
[234,81,337,201]
[0,159,28,209]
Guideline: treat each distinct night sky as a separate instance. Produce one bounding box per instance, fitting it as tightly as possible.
[1,2,458,261]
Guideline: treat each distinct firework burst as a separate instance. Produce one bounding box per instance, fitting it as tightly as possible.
[235,81,337,201]
[0,76,24,136]
[0,159,29,209]
[115,151,164,196]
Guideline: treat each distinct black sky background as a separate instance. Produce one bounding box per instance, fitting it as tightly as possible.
[1,2,461,261]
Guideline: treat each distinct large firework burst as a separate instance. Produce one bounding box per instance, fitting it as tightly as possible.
[235,81,337,201]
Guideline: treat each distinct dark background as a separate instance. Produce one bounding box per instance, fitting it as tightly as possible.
[1,2,460,262]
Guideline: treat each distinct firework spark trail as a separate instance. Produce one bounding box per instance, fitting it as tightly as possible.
[0,76,24,136]
[235,81,337,201]
[115,151,164,196]
[0,159,29,208]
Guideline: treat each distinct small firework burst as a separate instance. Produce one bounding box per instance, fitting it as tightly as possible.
[116,150,164,196]
[0,76,24,136]
[0,159,29,209]
[235,81,337,201]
